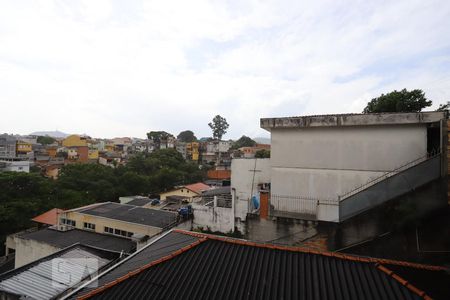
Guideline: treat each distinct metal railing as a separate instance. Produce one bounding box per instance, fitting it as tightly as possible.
[338,149,441,201]
[270,194,338,218]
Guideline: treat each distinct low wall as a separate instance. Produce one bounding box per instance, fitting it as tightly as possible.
[192,204,238,233]
[14,236,60,268]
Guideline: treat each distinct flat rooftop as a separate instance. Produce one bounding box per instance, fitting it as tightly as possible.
[76,202,178,228]
[127,197,152,207]
[261,111,447,130]
[19,228,136,253]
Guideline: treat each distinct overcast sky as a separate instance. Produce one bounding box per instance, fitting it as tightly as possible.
[1,0,450,139]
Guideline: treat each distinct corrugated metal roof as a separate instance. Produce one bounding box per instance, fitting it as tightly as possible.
[78,202,178,228]
[72,231,199,299]
[77,230,450,300]
[0,245,117,300]
[19,228,136,253]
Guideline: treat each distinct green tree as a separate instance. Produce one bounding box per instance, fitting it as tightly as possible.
[177,130,197,142]
[363,89,432,113]
[208,115,229,140]
[437,102,450,111]
[255,149,270,158]
[37,135,55,145]
[232,135,256,149]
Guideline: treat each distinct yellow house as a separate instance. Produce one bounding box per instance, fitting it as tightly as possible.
[16,141,32,155]
[62,135,87,147]
[58,202,178,239]
[46,146,58,157]
[160,182,210,201]
[187,142,200,161]
[105,143,115,152]
[88,149,99,160]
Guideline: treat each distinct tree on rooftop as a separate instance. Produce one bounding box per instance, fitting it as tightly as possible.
[208,115,229,140]
[255,149,270,158]
[146,131,174,149]
[232,135,256,149]
[177,130,197,143]
[362,89,432,113]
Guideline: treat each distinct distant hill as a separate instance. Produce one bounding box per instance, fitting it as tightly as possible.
[29,131,69,138]
[253,137,270,144]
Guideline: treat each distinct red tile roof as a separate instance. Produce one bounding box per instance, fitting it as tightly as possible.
[184,182,210,194]
[31,208,64,226]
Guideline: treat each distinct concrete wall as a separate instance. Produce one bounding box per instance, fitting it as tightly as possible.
[192,203,236,233]
[13,236,60,268]
[231,158,271,220]
[2,160,30,173]
[245,216,318,245]
[271,124,427,202]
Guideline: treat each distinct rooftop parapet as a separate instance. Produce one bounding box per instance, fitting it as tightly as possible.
[261,111,447,130]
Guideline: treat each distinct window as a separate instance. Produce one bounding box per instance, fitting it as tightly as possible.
[61,218,76,227]
[104,226,114,234]
[83,222,95,230]
[104,226,133,238]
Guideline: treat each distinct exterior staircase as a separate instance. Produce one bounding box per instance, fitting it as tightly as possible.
[338,152,441,221]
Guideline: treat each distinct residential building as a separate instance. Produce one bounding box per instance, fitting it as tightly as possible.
[46,145,58,157]
[175,141,187,159]
[6,227,135,268]
[207,169,231,180]
[186,141,199,161]
[0,134,16,158]
[31,208,64,226]
[15,140,32,157]
[231,158,271,220]
[57,202,179,239]
[62,134,87,147]
[191,159,270,234]
[88,149,99,160]
[238,143,271,158]
[191,187,235,232]
[0,159,30,173]
[0,244,122,300]
[70,229,450,300]
[159,182,210,201]
[260,111,448,223]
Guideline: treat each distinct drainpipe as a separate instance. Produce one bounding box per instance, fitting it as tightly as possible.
[232,188,236,231]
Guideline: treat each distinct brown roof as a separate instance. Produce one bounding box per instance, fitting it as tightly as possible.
[184,182,210,194]
[31,208,64,225]
[207,169,231,180]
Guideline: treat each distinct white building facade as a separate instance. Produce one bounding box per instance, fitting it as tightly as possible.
[261,112,447,222]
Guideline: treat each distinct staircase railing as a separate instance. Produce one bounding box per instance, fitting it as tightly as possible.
[338,149,441,201]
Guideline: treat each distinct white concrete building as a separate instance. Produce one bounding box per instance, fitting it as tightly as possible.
[231,158,271,221]
[261,112,447,222]
[0,159,30,173]
[190,158,270,233]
